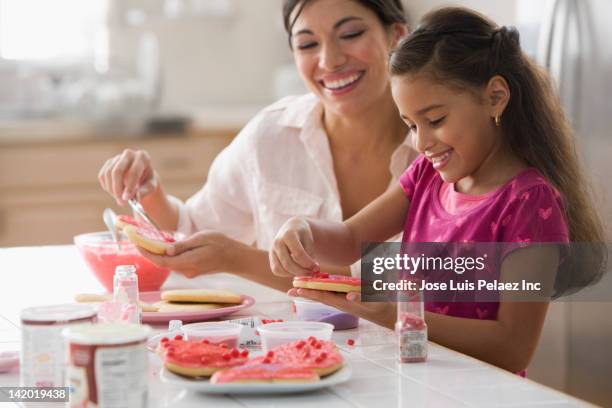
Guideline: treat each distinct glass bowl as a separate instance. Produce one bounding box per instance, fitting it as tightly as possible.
[74,231,170,292]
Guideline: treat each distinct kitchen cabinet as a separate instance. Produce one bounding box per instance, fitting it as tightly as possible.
[0,129,236,246]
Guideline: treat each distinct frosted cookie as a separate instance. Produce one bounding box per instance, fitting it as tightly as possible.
[159,337,249,378]
[161,289,242,304]
[152,301,224,313]
[115,215,175,255]
[293,273,361,293]
[211,364,319,384]
[250,338,343,377]
[123,225,173,255]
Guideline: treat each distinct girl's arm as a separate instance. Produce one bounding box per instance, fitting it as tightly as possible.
[270,185,409,276]
[291,244,559,372]
[427,245,559,372]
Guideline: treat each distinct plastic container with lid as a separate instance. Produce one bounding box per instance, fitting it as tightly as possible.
[293,297,359,330]
[20,304,97,387]
[257,321,333,351]
[182,322,243,348]
[63,323,151,408]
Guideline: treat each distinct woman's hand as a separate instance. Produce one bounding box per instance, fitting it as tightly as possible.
[270,217,320,277]
[287,287,396,330]
[98,149,159,206]
[137,231,240,278]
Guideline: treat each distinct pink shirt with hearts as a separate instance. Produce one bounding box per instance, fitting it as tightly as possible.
[399,155,569,321]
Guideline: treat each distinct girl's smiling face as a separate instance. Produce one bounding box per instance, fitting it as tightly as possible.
[290,0,406,117]
[391,73,509,190]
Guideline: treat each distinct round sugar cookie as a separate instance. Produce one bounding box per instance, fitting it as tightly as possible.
[115,215,174,240]
[74,293,159,312]
[159,337,248,378]
[210,364,319,384]
[123,225,171,255]
[153,301,225,312]
[161,289,242,304]
[250,338,344,377]
[293,273,361,293]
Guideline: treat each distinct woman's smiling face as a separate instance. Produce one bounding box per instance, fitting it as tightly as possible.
[290,0,405,117]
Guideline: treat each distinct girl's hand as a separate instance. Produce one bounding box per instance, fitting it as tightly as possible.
[98,149,159,206]
[287,287,396,330]
[270,217,320,277]
[137,231,239,278]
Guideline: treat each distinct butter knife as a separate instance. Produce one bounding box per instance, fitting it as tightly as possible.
[127,198,164,238]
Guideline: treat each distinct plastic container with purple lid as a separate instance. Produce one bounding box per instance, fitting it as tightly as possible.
[293,298,359,330]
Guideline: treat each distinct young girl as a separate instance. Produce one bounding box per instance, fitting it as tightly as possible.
[270,7,605,372]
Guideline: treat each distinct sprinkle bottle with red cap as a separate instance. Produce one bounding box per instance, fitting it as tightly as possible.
[113,265,141,324]
[396,289,427,363]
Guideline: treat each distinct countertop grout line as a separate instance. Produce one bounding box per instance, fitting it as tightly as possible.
[363,354,482,408]
[326,388,369,407]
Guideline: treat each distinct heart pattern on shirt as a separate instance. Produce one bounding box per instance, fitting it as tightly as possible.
[475,307,489,319]
[435,305,450,315]
[490,221,498,234]
[538,207,552,220]
[502,215,512,226]
[429,216,438,226]
[520,191,530,201]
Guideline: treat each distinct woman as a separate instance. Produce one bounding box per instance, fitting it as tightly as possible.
[98,0,416,292]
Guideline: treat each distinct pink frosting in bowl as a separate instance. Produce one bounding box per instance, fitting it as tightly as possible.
[74,231,170,292]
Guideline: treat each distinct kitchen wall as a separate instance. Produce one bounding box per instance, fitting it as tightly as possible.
[106,0,520,113]
[107,0,293,112]
[406,0,518,26]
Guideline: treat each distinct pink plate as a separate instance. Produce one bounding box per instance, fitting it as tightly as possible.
[140,291,255,324]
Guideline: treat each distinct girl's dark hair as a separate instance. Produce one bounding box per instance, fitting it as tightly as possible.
[282,0,406,46]
[390,7,606,296]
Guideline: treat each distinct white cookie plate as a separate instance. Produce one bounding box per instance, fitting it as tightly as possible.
[159,364,352,395]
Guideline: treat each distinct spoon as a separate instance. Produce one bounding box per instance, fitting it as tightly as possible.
[103,208,121,251]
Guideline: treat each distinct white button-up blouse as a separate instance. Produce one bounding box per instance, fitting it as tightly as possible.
[172,93,418,275]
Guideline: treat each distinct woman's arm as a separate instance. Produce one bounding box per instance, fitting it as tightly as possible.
[139,232,295,292]
[271,185,409,276]
[140,181,180,231]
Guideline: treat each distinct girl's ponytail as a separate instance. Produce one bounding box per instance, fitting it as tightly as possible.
[390,7,607,296]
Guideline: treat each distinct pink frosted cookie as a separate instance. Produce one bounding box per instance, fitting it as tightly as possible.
[293,273,361,293]
[116,215,175,255]
[250,337,343,377]
[211,364,319,384]
[158,337,249,378]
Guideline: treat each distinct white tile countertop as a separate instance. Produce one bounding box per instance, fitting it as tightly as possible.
[0,246,594,407]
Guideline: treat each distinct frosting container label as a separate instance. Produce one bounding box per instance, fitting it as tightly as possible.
[67,342,148,407]
[95,344,147,407]
[21,325,66,387]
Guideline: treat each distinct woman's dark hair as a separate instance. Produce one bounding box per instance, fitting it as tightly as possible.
[390,7,606,296]
[282,0,406,46]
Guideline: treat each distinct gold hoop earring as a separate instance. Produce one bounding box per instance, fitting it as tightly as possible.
[494,115,501,127]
